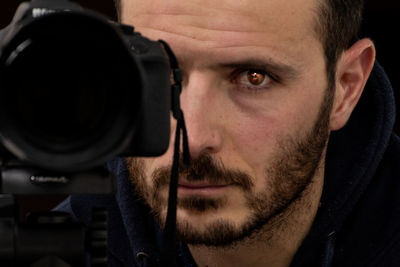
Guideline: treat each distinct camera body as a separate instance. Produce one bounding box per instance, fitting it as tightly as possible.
[0,0,172,173]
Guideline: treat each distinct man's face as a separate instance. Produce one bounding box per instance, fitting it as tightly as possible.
[123,0,332,246]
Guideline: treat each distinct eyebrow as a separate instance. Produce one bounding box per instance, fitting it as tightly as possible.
[217,58,300,80]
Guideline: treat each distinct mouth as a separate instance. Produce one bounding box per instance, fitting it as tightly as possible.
[177,181,231,195]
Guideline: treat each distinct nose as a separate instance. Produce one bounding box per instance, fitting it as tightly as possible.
[180,71,224,159]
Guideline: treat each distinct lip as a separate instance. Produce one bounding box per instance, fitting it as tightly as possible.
[177,181,230,195]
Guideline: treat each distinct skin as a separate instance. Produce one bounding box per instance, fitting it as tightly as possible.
[121,0,376,266]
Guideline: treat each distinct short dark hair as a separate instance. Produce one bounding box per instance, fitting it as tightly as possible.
[114,0,364,89]
[314,0,364,90]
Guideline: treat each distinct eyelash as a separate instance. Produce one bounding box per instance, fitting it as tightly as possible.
[231,69,279,92]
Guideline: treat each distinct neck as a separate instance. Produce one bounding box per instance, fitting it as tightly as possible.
[188,162,325,267]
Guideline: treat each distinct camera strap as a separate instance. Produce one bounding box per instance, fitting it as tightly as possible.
[158,40,191,267]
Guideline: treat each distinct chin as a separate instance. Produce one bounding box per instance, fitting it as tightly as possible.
[174,214,254,247]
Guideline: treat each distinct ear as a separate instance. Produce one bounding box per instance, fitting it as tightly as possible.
[329,38,376,131]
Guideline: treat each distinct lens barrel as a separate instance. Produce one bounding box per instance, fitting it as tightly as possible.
[0,12,143,172]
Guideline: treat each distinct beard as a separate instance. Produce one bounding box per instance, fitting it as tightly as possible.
[127,87,333,247]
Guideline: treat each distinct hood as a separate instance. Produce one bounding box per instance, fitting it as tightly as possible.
[291,61,396,266]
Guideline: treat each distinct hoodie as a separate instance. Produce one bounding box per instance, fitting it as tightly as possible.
[61,62,400,266]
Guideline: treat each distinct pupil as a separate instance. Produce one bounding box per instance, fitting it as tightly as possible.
[248,72,264,85]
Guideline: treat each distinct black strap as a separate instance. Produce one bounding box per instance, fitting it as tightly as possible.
[158,40,191,267]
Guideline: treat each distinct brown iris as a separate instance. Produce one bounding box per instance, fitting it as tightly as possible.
[247,71,265,85]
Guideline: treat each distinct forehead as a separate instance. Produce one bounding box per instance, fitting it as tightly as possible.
[121,0,323,70]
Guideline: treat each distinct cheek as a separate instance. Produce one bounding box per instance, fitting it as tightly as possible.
[234,116,276,154]
[141,153,175,190]
[226,90,317,164]
[129,157,159,191]
[226,111,280,178]
[225,93,321,179]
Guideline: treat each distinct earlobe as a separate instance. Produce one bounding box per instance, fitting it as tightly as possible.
[329,38,376,131]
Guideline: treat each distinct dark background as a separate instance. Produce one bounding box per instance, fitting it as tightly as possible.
[0,1,399,213]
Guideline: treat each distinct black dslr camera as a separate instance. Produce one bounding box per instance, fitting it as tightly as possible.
[0,0,179,266]
[0,0,171,173]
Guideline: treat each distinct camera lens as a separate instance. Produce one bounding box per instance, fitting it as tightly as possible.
[0,12,141,171]
[11,37,113,152]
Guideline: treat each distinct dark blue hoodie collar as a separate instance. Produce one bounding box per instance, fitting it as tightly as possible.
[105,158,162,267]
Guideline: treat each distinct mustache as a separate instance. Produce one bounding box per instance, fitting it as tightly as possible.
[152,153,253,192]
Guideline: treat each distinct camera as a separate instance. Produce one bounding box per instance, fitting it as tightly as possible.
[0,0,172,173]
[0,1,183,265]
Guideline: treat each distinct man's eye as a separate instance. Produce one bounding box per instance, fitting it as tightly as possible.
[246,71,268,86]
[233,70,274,91]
